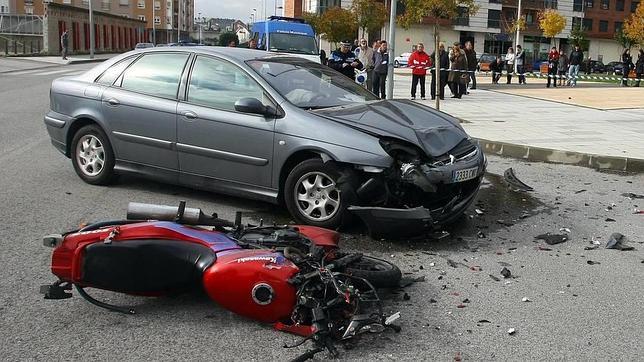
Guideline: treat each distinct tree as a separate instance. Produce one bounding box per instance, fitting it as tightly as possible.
[568,23,589,50]
[397,0,479,110]
[308,7,358,45]
[538,9,566,43]
[302,11,323,35]
[615,28,637,50]
[218,32,239,46]
[351,0,388,37]
[505,17,526,35]
[623,0,644,46]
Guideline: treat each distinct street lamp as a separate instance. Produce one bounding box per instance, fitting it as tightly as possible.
[177,0,182,43]
[152,0,156,45]
[88,0,95,58]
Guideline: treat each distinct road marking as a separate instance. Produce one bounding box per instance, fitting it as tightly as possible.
[35,69,81,75]
[5,68,85,76]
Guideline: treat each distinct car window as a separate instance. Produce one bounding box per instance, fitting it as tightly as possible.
[187,56,265,111]
[95,56,137,85]
[118,53,190,99]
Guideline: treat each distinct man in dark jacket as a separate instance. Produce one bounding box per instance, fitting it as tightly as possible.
[328,40,363,80]
[635,49,643,87]
[430,43,449,100]
[60,30,69,60]
[490,56,504,84]
[464,41,477,90]
[372,41,389,98]
[568,45,584,86]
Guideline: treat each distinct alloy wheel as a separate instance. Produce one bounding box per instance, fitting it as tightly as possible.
[294,171,340,222]
[75,135,105,177]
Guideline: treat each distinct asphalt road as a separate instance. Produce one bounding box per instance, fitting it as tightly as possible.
[1,61,643,360]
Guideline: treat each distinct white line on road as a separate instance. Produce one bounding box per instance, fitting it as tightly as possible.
[34,69,82,76]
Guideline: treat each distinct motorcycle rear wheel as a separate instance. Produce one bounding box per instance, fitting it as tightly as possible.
[341,255,402,289]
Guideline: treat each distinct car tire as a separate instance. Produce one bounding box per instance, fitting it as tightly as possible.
[71,124,116,185]
[284,159,356,229]
[394,60,399,68]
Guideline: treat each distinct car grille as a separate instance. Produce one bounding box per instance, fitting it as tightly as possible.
[431,138,478,166]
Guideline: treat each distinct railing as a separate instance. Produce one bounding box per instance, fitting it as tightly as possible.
[502,0,557,8]
[0,14,43,35]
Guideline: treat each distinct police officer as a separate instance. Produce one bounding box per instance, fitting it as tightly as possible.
[328,40,363,80]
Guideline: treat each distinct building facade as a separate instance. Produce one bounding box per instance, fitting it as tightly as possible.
[8,0,193,44]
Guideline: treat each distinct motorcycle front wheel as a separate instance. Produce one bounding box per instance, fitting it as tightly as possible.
[341,255,402,288]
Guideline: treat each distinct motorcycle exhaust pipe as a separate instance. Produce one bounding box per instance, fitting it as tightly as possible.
[127,201,234,227]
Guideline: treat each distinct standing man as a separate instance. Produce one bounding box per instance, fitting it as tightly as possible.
[60,30,69,60]
[430,43,448,100]
[354,38,375,90]
[408,43,430,100]
[505,47,515,84]
[328,40,363,80]
[568,45,584,86]
[635,49,643,87]
[464,41,477,90]
[516,45,526,84]
[557,48,568,86]
[546,46,559,88]
[621,49,633,87]
[372,41,389,98]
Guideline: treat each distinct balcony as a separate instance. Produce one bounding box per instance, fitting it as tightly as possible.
[502,0,557,9]
[454,17,470,26]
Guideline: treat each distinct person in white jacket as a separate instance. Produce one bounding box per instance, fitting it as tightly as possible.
[354,38,375,90]
[505,47,515,84]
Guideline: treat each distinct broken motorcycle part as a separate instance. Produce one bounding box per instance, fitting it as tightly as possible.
[503,168,534,191]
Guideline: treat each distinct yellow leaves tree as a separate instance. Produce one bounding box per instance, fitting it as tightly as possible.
[538,9,566,40]
[623,0,644,46]
[351,0,389,36]
[303,7,358,45]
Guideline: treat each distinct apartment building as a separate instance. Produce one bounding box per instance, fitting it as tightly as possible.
[8,0,193,43]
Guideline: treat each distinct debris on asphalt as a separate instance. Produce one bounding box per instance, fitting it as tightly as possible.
[605,233,635,251]
[477,320,491,324]
[497,219,514,227]
[403,293,411,301]
[429,298,437,303]
[587,260,601,265]
[498,261,512,267]
[521,297,532,302]
[584,245,599,250]
[457,304,467,308]
[429,262,435,267]
[535,233,569,245]
[621,192,644,199]
[477,231,486,239]
[500,267,512,279]
[447,259,459,268]
[489,274,501,282]
[634,210,644,215]
[559,227,571,234]
[503,168,534,191]
[507,328,516,335]
[605,218,616,222]
[475,208,484,215]
[591,237,602,245]
[462,299,470,304]
[537,246,553,251]
[574,189,587,194]
[398,276,426,288]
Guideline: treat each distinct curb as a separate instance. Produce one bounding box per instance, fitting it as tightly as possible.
[67,58,109,65]
[477,139,644,173]
[0,64,58,74]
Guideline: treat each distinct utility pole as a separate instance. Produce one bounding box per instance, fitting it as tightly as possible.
[152,0,156,45]
[386,0,396,100]
[514,0,522,74]
[89,0,95,58]
[177,0,181,43]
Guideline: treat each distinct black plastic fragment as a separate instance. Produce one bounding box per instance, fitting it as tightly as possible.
[621,192,644,199]
[500,267,512,278]
[503,168,534,191]
[535,233,569,245]
[605,233,635,251]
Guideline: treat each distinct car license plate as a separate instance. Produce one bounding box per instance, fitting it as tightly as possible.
[452,167,478,183]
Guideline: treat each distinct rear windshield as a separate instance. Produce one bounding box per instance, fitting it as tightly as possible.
[268,33,318,55]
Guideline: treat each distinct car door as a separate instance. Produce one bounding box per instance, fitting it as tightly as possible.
[176,55,275,189]
[101,52,190,171]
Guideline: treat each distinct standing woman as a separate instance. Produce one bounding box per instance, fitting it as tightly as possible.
[635,49,644,87]
[546,47,559,88]
[505,47,515,84]
[557,48,569,86]
[621,49,633,86]
[448,44,468,98]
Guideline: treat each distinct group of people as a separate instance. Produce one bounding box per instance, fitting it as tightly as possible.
[421,41,478,100]
[621,49,644,87]
[326,39,391,98]
[542,45,586,88]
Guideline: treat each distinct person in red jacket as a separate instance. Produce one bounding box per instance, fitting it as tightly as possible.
[408,43,431,100]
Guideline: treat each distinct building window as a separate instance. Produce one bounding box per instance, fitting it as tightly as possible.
[573,0,583,11]
[544,0,558,8]
[101,0,110,10]
[489,0,502,3]
[585,0,594,7]
[614,21,623,31]
[582,18,593,31]
[137,0,145,9]
[599,20,608,31]
[488,9,501,28]
[600,0,609,9]
[154,16,161,25]
[138,15,146,21]
[455,6,470,26]
[632,1,640,11]
[616,0,624,10]
[119,0,129,5]
[154,1,161,10]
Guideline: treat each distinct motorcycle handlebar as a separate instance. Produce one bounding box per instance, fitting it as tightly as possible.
[126,202,234,227]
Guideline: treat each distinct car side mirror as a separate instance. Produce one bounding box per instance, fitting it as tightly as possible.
[234,98,275,116]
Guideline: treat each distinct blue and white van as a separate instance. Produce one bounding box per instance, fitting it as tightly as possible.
[250,16,320,63]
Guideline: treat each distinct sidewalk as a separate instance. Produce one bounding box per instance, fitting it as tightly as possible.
[392,73,644,172]
[0,53,117,73]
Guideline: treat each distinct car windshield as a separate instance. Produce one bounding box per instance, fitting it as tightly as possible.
[268,33,318,55]
[248,58,379,109]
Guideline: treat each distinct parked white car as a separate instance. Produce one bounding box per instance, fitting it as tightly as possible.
[393,52,411,67]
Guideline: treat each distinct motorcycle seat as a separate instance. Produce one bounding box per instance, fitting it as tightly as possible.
[81,239,216,294]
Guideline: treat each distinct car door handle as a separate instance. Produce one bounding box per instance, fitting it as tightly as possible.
[106,98,120,106]
[182,111,198,120]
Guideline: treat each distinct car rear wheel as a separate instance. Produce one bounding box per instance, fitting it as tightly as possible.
[71,124,115,185]
[394,60,400,68]
[284,159,355,229]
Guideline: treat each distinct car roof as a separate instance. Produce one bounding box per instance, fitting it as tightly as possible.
[130,46,291,62]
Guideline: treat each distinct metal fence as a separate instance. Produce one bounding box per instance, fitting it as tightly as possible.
[0,14,43,55]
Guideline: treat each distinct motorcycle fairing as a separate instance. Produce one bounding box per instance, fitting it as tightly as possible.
[81,239,216,294]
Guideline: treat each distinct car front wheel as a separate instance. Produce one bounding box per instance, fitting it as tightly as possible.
[71,124,116,185]
[284,159,355,229]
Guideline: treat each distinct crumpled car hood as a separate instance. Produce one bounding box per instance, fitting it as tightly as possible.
[311,100,469,157]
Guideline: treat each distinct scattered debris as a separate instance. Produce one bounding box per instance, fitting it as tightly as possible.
[591,237,602,245]
[488,274,500,282]
[587,260,601,265]
[559,227,571,234]
[457,304,467,308]
[498,261,512,267]
[496,219,514,227]
[634,210,644,215]
[574,189,587,194]
[462,299,470,304]
[584,245,599,250]
[605,233,635,251]
[521,297,532,302]
[477,231,486,239]
[403,293,411,301]
[507,328,516,335]
[500,267,512,279]
[398,276,426,288]
[475,208,484,215]
[477,320,491,324]
[503,168,534,191]
[537,246,553,251]
[621,192,644,199]
[535,233,569,245]
[605,218,616,222]
[429,298,437,303]
[447,259,459,268]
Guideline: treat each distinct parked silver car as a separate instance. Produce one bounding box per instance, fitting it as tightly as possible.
[44,47,485,237]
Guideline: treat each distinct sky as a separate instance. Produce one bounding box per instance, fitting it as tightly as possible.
[195,0,283,22]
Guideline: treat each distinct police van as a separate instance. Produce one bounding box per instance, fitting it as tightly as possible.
[250,16,320,63]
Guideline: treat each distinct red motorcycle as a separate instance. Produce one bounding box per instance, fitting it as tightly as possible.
[41,202,402,360]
